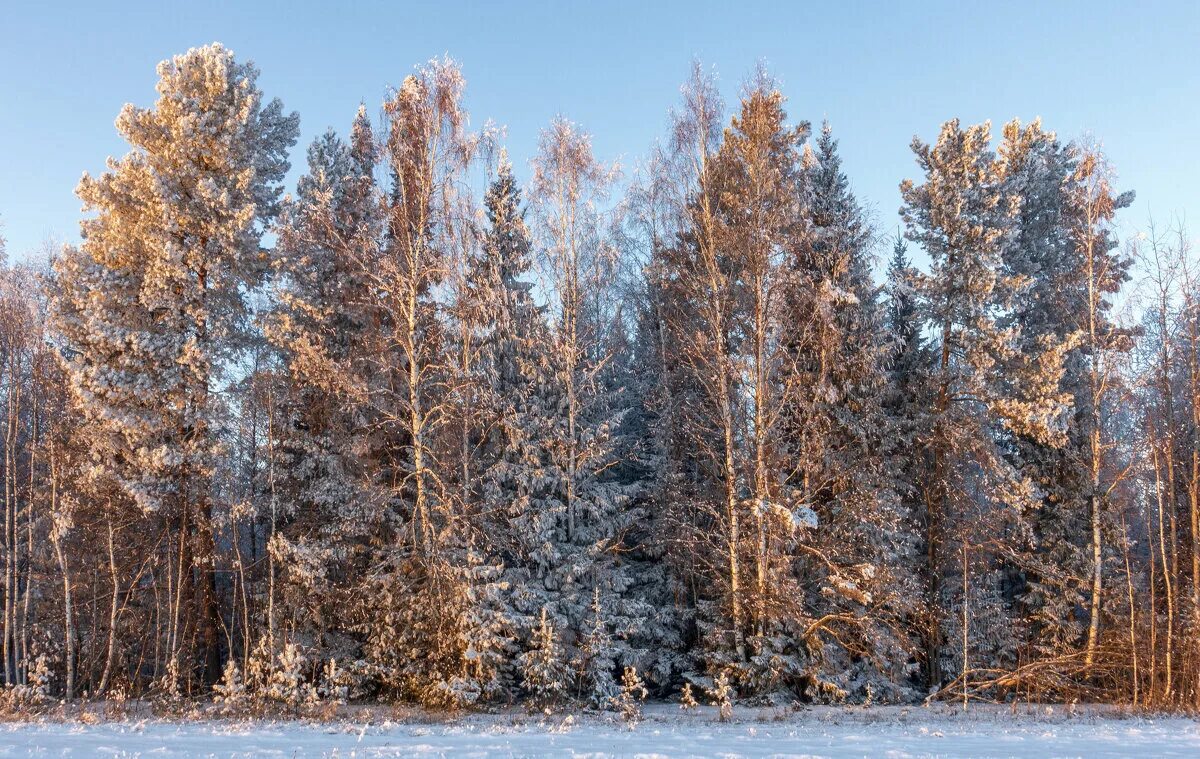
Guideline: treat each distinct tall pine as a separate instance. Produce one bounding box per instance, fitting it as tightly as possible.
[52,43,298,688]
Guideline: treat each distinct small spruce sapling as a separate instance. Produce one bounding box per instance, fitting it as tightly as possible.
[679,682,698,710]
[6,655,54,709]
[213,659,249,715]
[157,658,183,706]
[706,671,734,721]
[27,656,52,706]
[266,642,317,710]
[612,666,647,723]
[579,587,618,706]
[518,608,569,709]
[318,659,350,705]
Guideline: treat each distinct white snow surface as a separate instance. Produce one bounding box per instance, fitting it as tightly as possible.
[0,704,1196,758]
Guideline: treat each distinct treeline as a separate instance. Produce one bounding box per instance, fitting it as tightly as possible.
[0,43,1195,711]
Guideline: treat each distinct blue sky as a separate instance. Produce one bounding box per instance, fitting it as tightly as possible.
[2,0,1197,261]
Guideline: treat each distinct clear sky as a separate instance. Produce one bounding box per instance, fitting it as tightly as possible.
[2,0,1198,261]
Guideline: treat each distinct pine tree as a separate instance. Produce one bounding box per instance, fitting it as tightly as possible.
[51,43,298,687]
[991,122,1134,687]
[993,123,1087,672]
[900,119,1073,694]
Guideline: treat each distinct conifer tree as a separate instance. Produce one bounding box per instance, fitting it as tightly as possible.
[900,119,1072,693]
[995,122,1134,679]
[472,157,561,578]
[519,607,570,706]
[16,45,1186,710]
[577,585,619,704]
[266,106,385,661]
[784,122,917,699]
[51,43,298,687]
[467,155,562,690]
[530,118,647,682]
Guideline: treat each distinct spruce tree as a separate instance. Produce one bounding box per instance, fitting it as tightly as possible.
[519,607,570,707]
[784,122,916,700]
[266,108,384,659]
[530,119,648,691]
[470,156,565,687]
[883,232,934,690]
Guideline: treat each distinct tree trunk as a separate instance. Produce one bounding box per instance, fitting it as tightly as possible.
[97,514,120,695]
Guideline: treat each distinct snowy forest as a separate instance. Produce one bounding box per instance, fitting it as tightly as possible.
[1,42,1198,715]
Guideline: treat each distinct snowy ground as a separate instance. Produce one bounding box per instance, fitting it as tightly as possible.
[0,704,1196,758]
